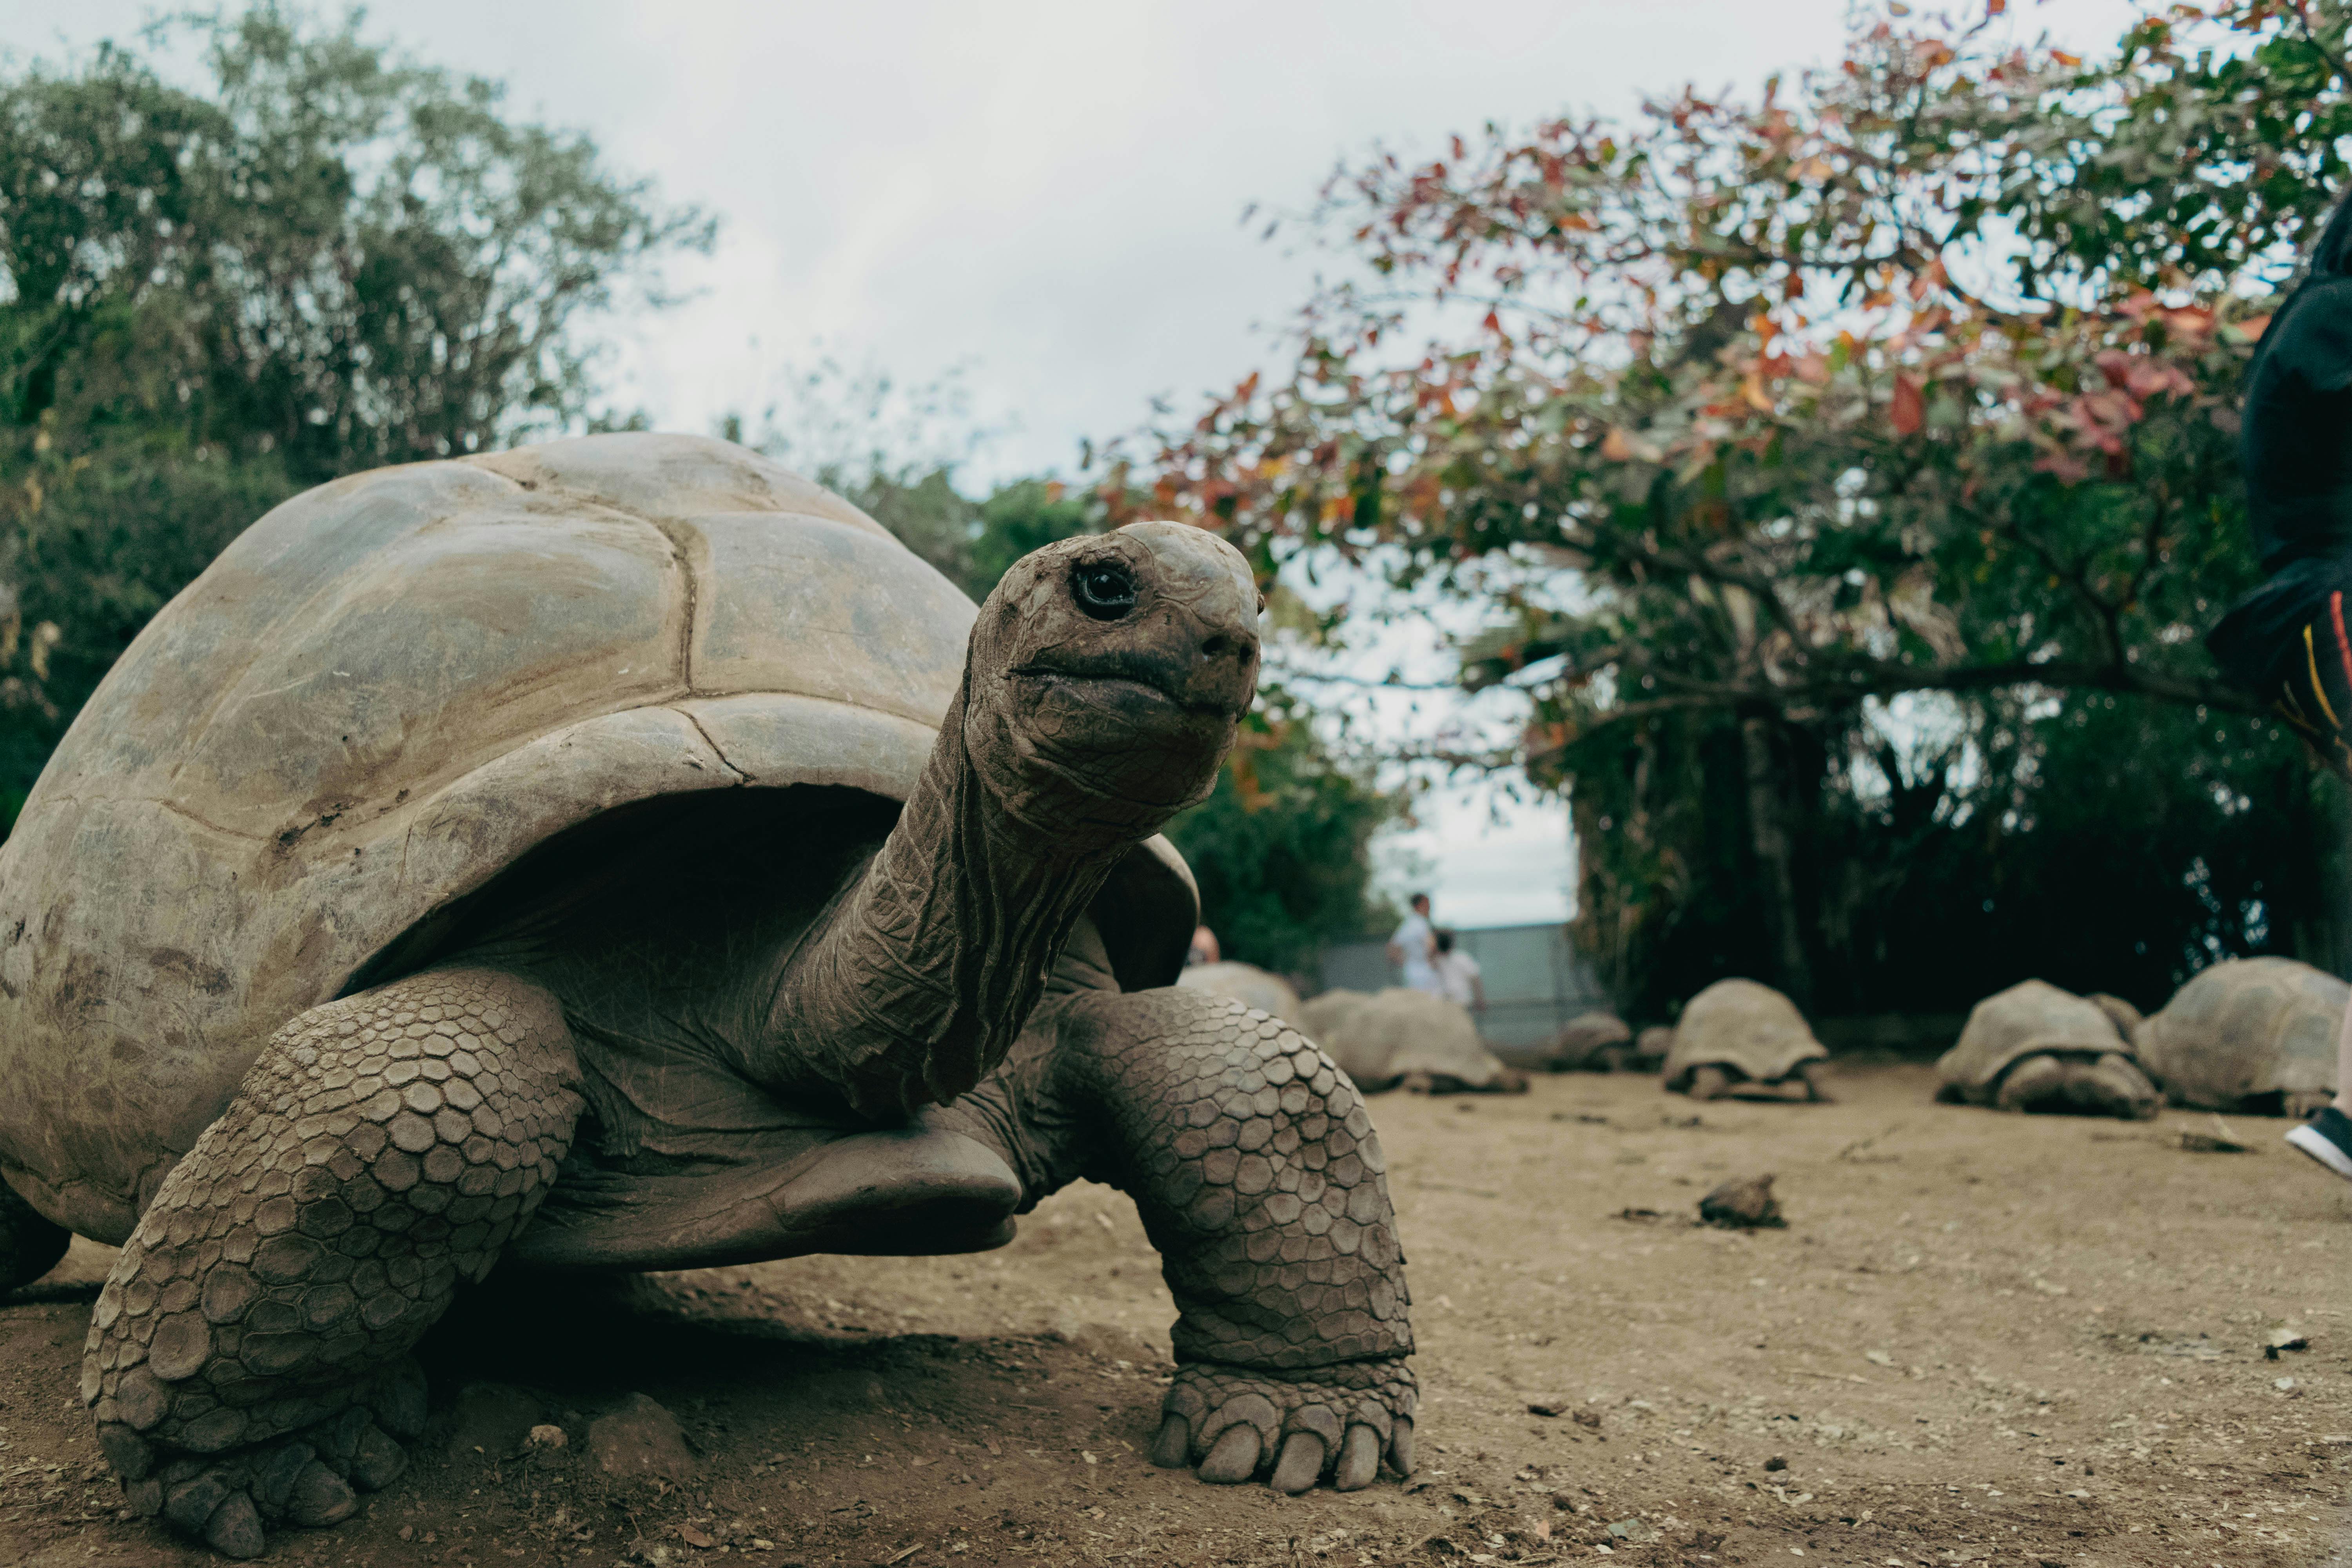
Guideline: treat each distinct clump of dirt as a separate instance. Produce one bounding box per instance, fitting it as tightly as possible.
[4,1064,2348,1565]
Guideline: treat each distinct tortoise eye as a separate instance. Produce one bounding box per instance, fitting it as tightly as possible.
[1073,561,1138,621]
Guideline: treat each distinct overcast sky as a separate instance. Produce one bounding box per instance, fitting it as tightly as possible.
[4,0,2151,933]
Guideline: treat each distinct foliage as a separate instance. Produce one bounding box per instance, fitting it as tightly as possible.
[0,4,710,809]
[1112,0,2352,1009]
[1163,688,1402,977]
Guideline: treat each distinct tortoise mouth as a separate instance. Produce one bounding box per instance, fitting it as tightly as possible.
[1007,655,1248,722]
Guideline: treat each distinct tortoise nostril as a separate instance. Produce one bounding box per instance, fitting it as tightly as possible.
[1200,632,1258,662]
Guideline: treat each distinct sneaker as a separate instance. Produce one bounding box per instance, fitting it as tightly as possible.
[2286,1105,2352,1183]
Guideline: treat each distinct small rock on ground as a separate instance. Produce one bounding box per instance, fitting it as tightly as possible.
[589,1393,695,1484]
[1698,1173,1784,1229]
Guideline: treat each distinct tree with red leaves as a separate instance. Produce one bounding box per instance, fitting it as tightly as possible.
[1112,2,2352,1015]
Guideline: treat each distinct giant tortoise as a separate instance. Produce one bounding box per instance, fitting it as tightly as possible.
[1544,1010,1635,1073]
[1178,961,1306,1026]
[1298,988,1525,1095]
[0,435,1416,1555]
[1933,979,2160,1118]
[2135,956,2344,1117]
[1662,979,1830,1102]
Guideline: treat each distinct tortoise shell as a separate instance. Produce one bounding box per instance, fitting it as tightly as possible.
[2134,956,2344,1111]
[1299,987,1516,1093]
[1662,978,1826,1087]
[1176,962,1304,1026]
[1937,979,2136,1093]
[1548,1010,1633,1070]
[0,434,1194,1243]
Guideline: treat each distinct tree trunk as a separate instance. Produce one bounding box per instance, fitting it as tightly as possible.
[1739,715,1813,1008]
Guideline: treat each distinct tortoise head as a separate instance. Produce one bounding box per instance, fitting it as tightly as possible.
[962,521,1260,844]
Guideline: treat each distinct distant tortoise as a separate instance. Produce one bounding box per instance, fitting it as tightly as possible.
[1299,988,1526,1095]
[1299,990,1377,1080]
[0,435,1416,1556]
[1662,980,1831,1102]
[1545,1011,1635,1073]
[1632,1025,1674,1073]
[2087,992,2145,1038]
[1178,962,1305,1027]
[2134,956,2345,1117]
[1933,980,2160,1119]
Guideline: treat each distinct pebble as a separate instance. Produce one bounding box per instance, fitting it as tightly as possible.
[589,1393,696,1484]
[1699,1174,1785,1229]
[526,1424,568,1452]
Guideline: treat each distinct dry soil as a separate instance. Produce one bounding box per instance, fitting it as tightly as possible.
[3,1063,2348,1568]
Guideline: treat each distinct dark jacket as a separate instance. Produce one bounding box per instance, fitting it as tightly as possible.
[2208,197,2352,694]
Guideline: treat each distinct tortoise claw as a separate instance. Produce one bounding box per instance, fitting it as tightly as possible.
[1198,1425,1261,1484]
[1150,1414,1191,1469]
[1269,1432,1325,1494]
[204,1492,266,1559]
[1333,1425,1382,1490]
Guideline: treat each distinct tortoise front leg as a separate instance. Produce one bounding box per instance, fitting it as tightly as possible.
[938,987,1415,1494]
[84,967,581,1557]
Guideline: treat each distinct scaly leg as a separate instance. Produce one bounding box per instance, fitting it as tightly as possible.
[83,967,581,1557]
[1685,1065,1733,1102]
[938,987,1415,1495]
[1993,1054,2069,1113]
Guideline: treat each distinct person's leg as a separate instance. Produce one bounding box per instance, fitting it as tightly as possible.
[2338,996,2352,1115]
[2283,996,2352,1181]
[2249,610,2352,1174]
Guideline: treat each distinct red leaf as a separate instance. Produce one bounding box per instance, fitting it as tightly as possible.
[1891,376,1926,436]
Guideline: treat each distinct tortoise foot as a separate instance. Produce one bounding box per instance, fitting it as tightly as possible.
[1151,1360,1416,1494]
[1995,1053,2160,1119]
[1684,1065,1733,1102]
[106,1368,423,1557]
[82,968,579,1557]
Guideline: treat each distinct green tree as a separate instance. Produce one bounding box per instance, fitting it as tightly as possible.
[1116,0,2352,1011]
[1163,688,1401,978]
[0,4,710,808]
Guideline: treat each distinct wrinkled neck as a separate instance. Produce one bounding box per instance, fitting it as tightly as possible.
[750,693,1132,1120]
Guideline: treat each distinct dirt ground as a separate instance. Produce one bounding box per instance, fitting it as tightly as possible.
[4,1063,2349,1568]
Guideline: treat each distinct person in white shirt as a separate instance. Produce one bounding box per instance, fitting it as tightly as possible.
[1433,928,1484,1014]
[1388,893,1440,994]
